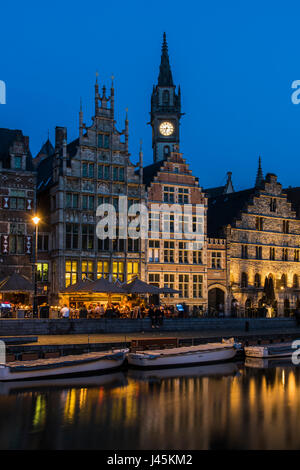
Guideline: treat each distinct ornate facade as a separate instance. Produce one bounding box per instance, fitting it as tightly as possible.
[207,170,300,316]
[36,79,145,303]
[0,129,35,283]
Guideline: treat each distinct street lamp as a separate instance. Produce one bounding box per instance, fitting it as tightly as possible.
[32,216,40,317]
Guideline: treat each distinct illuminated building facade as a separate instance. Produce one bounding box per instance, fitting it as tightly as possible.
[144,35,208,311]
[36,80,146,303]
[207,167,300,316]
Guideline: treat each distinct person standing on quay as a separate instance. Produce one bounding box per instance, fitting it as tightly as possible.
[148,305,155,328]
[60,304,70,319]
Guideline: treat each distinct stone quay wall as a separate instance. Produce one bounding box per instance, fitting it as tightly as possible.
[0,317,297,336]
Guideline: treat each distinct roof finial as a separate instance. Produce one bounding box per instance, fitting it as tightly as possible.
[255,156,264,188]
[158,32,173,86]
[162,32,167,50]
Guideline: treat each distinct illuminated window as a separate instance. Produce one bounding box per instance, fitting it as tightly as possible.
[37,263,49,282]
[112,261,124,282]
[97,261,109,279]
[82,260,94,280]
[65,260,77,287]
[127,262,139,281]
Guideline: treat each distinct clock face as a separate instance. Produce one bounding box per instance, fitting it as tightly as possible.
[159,121,174,136]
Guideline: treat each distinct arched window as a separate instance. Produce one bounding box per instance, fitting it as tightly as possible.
[281,274,287,288]
[293,274,299,288]
[162,90,170,105]
[241,272,248,288]
[254,273,261,288]
[164,145,170,156]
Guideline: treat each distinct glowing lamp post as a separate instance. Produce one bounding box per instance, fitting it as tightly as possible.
[32,216,40,317]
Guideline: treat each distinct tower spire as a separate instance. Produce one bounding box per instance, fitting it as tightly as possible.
[255,156,264,188]
[158,32,173,86]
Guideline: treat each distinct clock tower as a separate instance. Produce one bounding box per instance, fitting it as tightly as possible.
[151,33,182,163]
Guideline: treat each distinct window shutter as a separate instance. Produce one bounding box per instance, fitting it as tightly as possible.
[25,236,32,254]
[1,235,9,254]
[3,197,9,209]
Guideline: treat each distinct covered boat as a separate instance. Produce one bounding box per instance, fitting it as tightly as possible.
[127,339,239,369]
[244,342,293,359]
[0,349,128,382]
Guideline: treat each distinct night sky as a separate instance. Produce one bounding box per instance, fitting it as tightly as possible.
[1,0,300,191]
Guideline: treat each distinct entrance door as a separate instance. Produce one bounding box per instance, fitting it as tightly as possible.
[208,288,225,316]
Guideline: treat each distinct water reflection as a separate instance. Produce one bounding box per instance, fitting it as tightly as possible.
[0,362,300,449]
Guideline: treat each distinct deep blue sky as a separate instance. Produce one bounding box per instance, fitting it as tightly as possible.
[1,0,300,191]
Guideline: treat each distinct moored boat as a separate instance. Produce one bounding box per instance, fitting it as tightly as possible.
[127,339,239,369]
[244,342,293,359]
[0,349,128,382]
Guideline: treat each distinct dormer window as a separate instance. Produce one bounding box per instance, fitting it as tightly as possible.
[14,156,22,169]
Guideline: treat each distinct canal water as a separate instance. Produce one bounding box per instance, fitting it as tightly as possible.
[0,359,299,450]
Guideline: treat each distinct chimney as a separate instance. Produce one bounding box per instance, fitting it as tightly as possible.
[55,127,67,152]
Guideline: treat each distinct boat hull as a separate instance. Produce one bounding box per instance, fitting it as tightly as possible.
[127,347,237,369]
[0,350,128,382]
